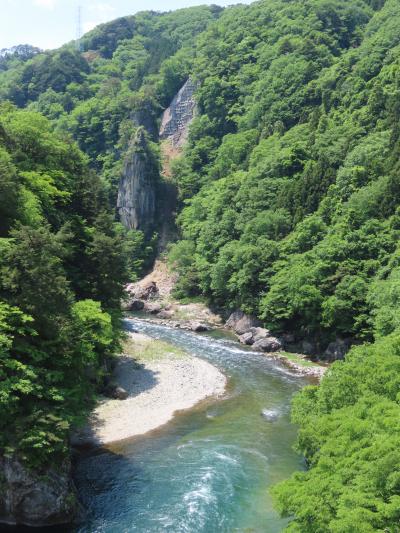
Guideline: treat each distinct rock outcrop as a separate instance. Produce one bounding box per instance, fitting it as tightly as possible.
[226,311,282,352]
[0,456,79,528]
[323,338,352,361]
[117,127,157,234]
[226,310,262,335]
[159,78,198,148]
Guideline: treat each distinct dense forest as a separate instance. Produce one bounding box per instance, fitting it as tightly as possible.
[1,0,400,530]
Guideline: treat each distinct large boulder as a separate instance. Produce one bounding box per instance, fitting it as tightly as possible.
[144,302,162,314]
[157,309,175,320]
[135,281,159,301]
[0,456,79,527]
[250,327,271,343]
[239,332,254,345]
[189,321,211,332]
[226,310,261,335]
[130,299,145,311]
[253,336,282,353]
[324,338,351,361]
[238,327,271,345]
[112,386,129,400]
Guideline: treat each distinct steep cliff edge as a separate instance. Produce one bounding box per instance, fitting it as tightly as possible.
[117,127,158,234]
[117,79,197,240]
[159,78,198,148]
[156,79,198,250]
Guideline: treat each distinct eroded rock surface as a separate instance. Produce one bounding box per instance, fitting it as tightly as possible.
[159,79,198,148]
[226,310,262,335]
[117,127,157,234]
[0,456,79,527]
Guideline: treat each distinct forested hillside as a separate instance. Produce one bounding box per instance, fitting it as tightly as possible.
[167,2,400,528]
[1,0,400,530]
[0,7,223,525]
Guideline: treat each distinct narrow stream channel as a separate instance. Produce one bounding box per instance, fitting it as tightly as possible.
[73,317,311,533]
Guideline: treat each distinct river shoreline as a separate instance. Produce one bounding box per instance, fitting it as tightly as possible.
[71,329,226,448]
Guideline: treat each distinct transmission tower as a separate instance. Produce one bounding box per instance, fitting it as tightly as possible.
[76,6,82,52]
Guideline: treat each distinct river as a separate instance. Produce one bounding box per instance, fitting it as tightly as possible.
[71,317,310,533]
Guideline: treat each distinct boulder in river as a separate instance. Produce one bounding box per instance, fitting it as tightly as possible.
[226,310,261,335]
[261,409,280,422]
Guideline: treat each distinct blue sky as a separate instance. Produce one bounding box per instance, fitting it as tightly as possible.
[1,0,254,51]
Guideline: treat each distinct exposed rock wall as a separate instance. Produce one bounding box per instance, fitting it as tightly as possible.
[117,127,157,234]
[159,78,198,148]
[0,455,79,527]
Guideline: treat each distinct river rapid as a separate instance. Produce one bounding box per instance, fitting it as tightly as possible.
[73,317,311,533]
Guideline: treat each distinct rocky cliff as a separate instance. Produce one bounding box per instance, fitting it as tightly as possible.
[159,78,198,148]
[117,127,157,234]
[0,455,79,527]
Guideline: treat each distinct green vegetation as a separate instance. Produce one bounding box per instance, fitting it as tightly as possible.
[165,1,400,529]
[1,0,400,529]
[0,6,222,471]
[170,0,400,352]
[0,103,136,466]
[122,335,187,362]
[273,332,400,531]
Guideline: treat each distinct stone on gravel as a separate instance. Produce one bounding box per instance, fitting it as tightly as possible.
[112,386,129,400]
[157,309,175,319]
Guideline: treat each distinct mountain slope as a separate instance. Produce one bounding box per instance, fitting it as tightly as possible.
[1,0,400,530]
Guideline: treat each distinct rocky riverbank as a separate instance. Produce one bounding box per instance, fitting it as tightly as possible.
[72,330,226,447]
[123,265,327,378]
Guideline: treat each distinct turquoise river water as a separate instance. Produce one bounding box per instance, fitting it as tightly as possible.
[71,317,311,533]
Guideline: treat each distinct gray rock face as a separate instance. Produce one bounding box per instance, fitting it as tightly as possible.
[130,299,145,311]
[144,302,162,314]
[239,332,254,345]
[301,340,318,356]
[159,79,198,148]
[324,338,351,361]
[189,321,211,332]
[0,456,78,527]
[113,386,129,400]
[253,337,282,353]
[226,310,261,335]
[117,128,157,234]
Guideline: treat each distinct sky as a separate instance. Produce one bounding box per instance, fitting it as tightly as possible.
[1,0,254,51]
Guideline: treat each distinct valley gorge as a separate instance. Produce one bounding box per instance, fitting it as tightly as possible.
[1,0,400,531]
